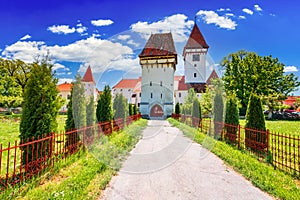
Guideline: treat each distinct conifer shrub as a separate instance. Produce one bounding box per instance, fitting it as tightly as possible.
[175,102,180,115]
[224,96,239,143]
[213,90,224,139]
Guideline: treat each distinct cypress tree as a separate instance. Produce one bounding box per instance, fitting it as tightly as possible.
[113,93,127,119]
[192,98,201,127]
[245,93,266,148]
[65,84,75,131]
[128,103,133,116]
[175,102,180,114]
[20,60,61,164]
[86,95,95,142]
[213,90,224,139]
[224,96,239,143]
[96,85,112,122]
[133,104,137,115]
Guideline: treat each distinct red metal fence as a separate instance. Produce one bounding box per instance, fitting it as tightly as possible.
[172,114,300,178]
[0,114,141,192]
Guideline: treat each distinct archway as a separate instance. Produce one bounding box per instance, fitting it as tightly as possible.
[150,104,164,117]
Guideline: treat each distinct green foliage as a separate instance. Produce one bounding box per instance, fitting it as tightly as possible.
[72,74,86,129]
[19,59,61,163]
[200,86,213,116]
[128,103,133,116]
[225,96,239,126]
[245,93,266,131]
[65,84,75,131]
[293,97,300,109]
[182,88,197,116]
[213,89,224,139]
[133,104,138,115]
[175,102,180,114]
[96,85,112,122]
[222,50,300,115]
[192,99,201,118]
[113,93,128,119]
[86,95,95,126]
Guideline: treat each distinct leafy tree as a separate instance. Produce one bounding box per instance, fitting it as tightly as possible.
[96,85,112,122]
[129,103,133,116]
[113,93,127,119]
[175,102,180,114]
[222,50,300,116]
[245,93,266,149]
[224,95,239,142]
[19,59,61,164]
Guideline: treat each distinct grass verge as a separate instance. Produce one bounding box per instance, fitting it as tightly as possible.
[168,118,300,200]
[1,119,147,200]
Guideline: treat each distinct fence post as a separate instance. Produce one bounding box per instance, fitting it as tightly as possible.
[266,129,270,154]
[238,124,241,149]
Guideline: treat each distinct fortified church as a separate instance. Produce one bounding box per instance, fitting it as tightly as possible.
[112,22,218,119]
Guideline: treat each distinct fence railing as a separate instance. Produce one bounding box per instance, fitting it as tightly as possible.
[0,114,141,192]
[172,114,300,178]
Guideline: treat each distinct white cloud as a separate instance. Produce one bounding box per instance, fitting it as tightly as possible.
[242,8,254,15]
[20,34,31,40]
[284,66,298,72]
[127,39,140,47]
[270,13,276,17]
[58,78,74,85]
[1,41,48,63]
[225,13,235,17]
[76,23,87,34]
[91,19,114,26]
[53,63,70,71]
[254,4,263,12]
[239,15,246,20]
[217,8,231,12]
[118,35,131,40]
[196,10,237,30]
[47,25,76,34]
[130,14,194,42]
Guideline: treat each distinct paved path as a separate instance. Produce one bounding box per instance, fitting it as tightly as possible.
[101,120,273,200]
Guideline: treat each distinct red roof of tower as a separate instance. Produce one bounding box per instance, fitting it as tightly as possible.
[139,33,177,57]
[82,66,95,83]
[184,23,209,50]
[57,82,72,92]
[113,79,140,89]
[206,70,219,85]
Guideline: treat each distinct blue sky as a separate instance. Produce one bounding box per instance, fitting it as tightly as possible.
[1,0,299,95]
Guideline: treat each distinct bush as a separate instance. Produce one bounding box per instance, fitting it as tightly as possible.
[224,96,239,143]
[175,102,180,114]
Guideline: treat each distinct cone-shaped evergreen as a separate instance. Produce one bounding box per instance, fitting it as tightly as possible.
[113,93,127,119]
[192,98,201,127]
[86,95,95,126]
[20,60,61,164]
[245,93,266,131]
[72,74,86,129]
[65,84,75,131]
[224,96,239,143]
[129,103,133,116]
[175,102,180,114]
[133,104,137,115]
[96,85,112,122]
[213,90,224,139]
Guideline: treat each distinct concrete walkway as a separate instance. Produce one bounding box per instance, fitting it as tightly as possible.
[101,120,273,200]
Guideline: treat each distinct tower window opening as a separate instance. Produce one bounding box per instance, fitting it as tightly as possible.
[161,93,163,99]
[151,93,153,98]
[160,81,162,86]
[194,73,197,78]
[193,54,200,61]
[150,81,152,86]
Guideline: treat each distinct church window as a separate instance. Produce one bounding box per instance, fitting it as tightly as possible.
[179,92,181,98]
[193,54,200,61]
[139,93,141,97]
[150,81,152,86]
[194,73,197,78]
[161,93,163,99]
[151,93,153,98]
[194,64,197,67]
[160,81,162,86]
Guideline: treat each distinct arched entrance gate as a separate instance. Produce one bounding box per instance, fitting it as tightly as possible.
[150,104,164,118]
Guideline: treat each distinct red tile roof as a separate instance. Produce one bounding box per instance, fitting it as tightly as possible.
[82,66,95,83]
[184,23,209,51]
[113,79,140,89]
[175,76,189,90]
[206,70,219,85]
[139,33,177,57]
[283,96,300,106]
[57,82,72,92]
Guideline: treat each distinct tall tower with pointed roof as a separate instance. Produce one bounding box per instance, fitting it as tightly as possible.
[139,33,177,119]
[183,22,209,92]
[81,66,97,101]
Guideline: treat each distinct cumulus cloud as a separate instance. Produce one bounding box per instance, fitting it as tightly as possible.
[284,66,298,72]
[242,8,254,15]
[217,8,231,12]
[53,63,70,71]
[47,25,76,34]
[225,13,235,17]
[117,35,131,40]
[76,23,87,34]
[254,4,263,12]
[130,14,194,42]
[196,10,237,30]
[58,78,74,84]
[20,34,31,40]
[239,15,246,20]
[91,19,114,26]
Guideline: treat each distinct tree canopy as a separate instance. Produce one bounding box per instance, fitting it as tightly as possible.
[96,85,112,122]
[222,50,300,115]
